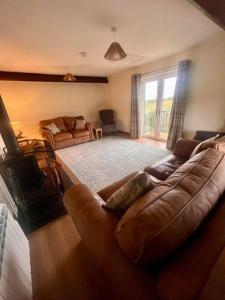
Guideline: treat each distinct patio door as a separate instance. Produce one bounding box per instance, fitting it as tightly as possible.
[142,71,177,141]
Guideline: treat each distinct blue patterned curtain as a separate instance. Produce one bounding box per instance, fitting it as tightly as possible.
[130,74,141,139]
[167,60,191,149]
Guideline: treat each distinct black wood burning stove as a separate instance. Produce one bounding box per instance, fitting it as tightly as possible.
[0,95,66,232]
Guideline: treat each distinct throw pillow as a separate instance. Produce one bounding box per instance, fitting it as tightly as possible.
[44,122,60,135]
[75,119,86,130]
[102,172,155,216]
[190,134,219,157]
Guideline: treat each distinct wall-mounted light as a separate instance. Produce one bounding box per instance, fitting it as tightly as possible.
[63,73,76,82]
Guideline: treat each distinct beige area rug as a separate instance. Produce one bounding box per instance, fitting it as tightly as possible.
[56,136,170,191]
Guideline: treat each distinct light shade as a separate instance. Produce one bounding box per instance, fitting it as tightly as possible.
[104,42,127,61]
[63,73,76,82]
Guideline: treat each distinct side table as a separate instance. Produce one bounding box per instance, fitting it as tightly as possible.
[93,127,103,140]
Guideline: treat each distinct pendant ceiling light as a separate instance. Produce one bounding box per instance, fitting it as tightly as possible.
[63,73,76,82]
[104,26,127,61]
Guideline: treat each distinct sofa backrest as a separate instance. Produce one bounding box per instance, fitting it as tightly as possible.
[63,116,84,131]
[116,148,225,299]
[116,148,225,264]
[39,117,67,132]
[39,116,84,132]
[99,110,114,125]
[156,192,225,300]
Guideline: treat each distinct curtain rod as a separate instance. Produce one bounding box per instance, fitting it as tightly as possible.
[141,64,178,76]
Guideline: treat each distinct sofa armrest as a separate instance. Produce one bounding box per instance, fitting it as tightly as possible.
[64,184,120,261]
[41,128,56,150]
[97,171,141,201]
[173,138,200,158]
[63,184,157,300]
[85,121,92,130]
[85,122,94,139]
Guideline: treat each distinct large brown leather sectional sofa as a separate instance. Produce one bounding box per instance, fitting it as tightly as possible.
[64,131,225,300]
[39,116,93,150]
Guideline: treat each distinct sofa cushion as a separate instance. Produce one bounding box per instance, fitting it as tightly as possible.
[102,172,155,216]
[54,132,73,142]
[40,117,67,132]
[44,122,60,135]
[63,117,76,131]
[71,129,89,138]
[54,117,67,132]
[116,148,225,264]
[144,154,187,181]
[75,119,86,130]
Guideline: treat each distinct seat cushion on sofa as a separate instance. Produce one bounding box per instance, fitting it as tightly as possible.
[54,132,73,142]
[144,154,187,181]
[116,148,225,264]
[71,129,90,138]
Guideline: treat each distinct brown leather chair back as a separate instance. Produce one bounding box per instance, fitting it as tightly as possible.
[99,109,114,125]
[194,130,225,141]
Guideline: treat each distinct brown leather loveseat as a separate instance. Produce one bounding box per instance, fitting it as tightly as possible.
[40,116,93,150]
[64,133,225,300]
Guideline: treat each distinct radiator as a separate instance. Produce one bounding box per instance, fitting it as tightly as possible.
[0,204,32,300]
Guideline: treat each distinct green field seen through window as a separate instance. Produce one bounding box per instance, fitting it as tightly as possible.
[144,98,173,112]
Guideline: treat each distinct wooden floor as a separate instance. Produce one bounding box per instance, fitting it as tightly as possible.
[29,215,103,300]
[134,136,166,149]
[28,136,167,299]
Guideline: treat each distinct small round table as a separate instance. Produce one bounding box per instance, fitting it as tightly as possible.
[93,127,103,140]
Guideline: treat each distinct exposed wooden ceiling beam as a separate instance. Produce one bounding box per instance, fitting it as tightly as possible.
[189,0,225,30]
[0,71,108,84]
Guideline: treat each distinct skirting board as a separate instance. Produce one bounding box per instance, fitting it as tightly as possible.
[117,130,130,136]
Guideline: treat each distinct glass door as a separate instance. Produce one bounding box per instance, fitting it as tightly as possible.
[143,80,158,138]
[142,72,177,141]
[159,76,177,140]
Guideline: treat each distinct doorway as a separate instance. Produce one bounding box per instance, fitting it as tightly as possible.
[142,71,177,141]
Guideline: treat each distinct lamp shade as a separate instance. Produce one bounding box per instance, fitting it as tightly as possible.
[104,42,127,61]
[63,73,76,81]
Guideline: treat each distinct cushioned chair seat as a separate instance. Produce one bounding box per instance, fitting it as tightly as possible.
[71,129,90,138]
[144,154,187,181]
[54,132,73,142]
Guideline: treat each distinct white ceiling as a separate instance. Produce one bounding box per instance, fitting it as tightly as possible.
[0,0,222,76]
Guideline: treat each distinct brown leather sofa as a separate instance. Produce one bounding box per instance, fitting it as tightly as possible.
[63,132,225,300]
[39,116,93,150]
[144,130,225,181]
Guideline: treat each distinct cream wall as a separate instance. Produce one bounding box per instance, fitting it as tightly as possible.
[107,32,225,138]
[1,32,225,140]
[0,82,108,138]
